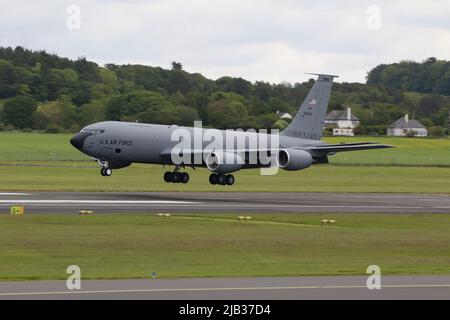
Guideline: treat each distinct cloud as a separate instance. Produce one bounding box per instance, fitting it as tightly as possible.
[1,0,450,83]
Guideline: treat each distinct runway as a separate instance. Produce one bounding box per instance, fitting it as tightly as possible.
[1,192,450,214]
[1,276,449,299]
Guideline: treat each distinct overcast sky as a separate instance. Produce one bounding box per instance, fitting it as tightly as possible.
[1,0,450,83]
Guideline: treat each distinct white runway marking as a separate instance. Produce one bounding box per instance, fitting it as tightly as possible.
[0,193,33,196]
[0,200,438,210]
[0,200,195,204]
[0,201,430,209]
[1,284,450,297]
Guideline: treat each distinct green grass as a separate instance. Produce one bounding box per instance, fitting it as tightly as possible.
[323,136,450,166]
[1,213,449,280]
[0,162,450,193]
[1,132,450,166]
[0,132,84,161]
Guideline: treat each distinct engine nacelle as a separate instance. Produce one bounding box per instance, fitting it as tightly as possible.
[277,149,313,171]
[206,151,243,174]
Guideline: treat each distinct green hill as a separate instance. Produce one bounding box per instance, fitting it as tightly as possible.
[1,46,449,135]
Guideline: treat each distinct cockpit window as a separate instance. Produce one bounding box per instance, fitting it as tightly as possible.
[81,128,105,135]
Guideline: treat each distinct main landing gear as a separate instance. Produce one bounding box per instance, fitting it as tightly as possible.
[164,171,189,184]
[209,173,235,186]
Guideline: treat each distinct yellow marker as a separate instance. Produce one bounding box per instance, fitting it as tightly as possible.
[10,205,25,215]
[156,213,171,217]
[79,210,94,215]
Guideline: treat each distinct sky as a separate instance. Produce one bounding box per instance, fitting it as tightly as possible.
[1,0,450,84]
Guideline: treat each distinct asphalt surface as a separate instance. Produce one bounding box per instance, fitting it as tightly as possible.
[1,276,449,300]
[1,192,450,214]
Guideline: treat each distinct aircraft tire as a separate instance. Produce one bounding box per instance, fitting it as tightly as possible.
[181,172,189,183]
[164,171,173,183]
[104,168,112,176]
[209,173,217,185]
[172,172,181,183]
[217,174,226,185]
[226,174,235,185]
[100,168,106,176]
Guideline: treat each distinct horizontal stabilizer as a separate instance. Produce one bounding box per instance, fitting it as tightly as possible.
[305,73,339,79]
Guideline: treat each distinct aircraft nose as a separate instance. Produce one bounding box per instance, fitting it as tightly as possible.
[70,132,89,150]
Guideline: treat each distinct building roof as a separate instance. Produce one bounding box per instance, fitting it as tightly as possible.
[389,117,426,129]
[325,110,359,121]
[280,112,292,119]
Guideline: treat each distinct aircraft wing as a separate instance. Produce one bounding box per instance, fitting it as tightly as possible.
[309,142,394,154]
[160,142,394,165]
[161,142,393,158]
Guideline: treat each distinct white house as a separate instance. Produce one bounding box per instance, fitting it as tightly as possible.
[324,107,360,136]
[387,114,428,137]
[276,110,293,120]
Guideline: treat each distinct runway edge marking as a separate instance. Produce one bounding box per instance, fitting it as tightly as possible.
[2,284,450,296]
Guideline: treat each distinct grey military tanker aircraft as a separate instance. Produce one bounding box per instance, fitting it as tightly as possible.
[70,74,392,186]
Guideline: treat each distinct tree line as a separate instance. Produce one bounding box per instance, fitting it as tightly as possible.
[0,46,449,135]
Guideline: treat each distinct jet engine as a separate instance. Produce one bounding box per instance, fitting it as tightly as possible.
[277,149,313,171]
[205,151,243,174]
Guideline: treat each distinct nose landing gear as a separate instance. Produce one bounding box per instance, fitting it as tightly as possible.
[100,167,112,177]
[209,173,235,185]
[96,159,112,177]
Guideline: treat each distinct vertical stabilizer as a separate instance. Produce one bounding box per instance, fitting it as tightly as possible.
[281,73,337,140]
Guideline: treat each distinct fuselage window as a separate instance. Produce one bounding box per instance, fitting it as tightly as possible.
[81,128,105,135]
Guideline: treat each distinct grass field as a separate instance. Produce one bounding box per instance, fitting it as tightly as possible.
[1,132,450,166]
[0,161,449,193]
[0,132,85,161]
[0,132,449,193]
[325,136,450,166]
[1,213,449,280]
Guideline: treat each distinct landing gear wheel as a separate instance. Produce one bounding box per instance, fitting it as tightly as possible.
[225,174,235,185]
[217,174,226,185]
[164,171,173,183]
[104,168,112,176]
[100,167,112,176]
[172,172,181,183]
[209,173,217,185]
[100,168,112,176]
[181,172,189,184]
